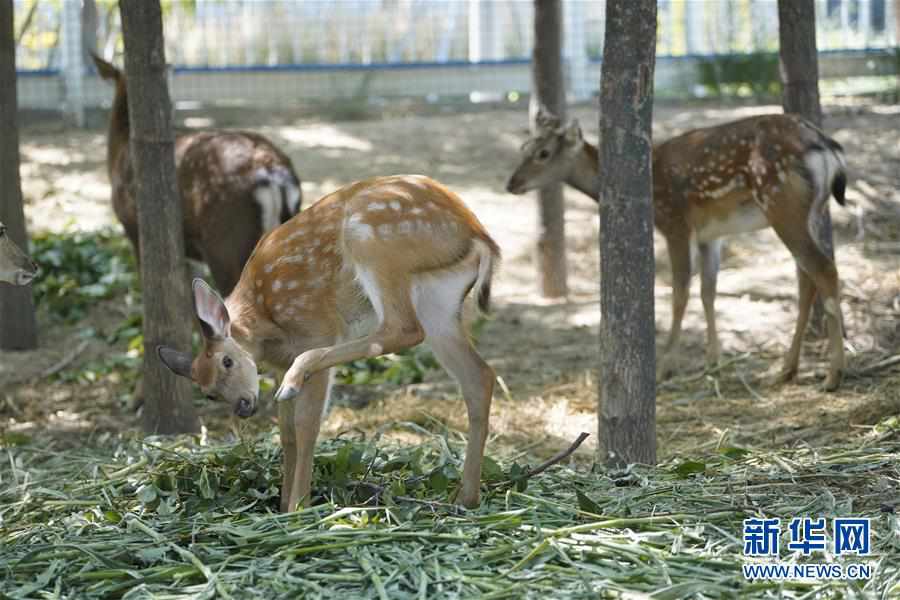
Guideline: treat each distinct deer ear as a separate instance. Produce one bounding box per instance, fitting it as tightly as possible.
[157,345,193,379]
[563,120,583,146]
[90,52,121,82]
[535,104,561,131]
[192,279,231,340]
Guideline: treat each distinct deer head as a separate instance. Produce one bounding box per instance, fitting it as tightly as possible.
[0,222,38,286]
[158,279,259,417]
[506,106,585,195]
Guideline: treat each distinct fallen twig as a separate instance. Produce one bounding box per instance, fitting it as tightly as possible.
[517,431,590,481]
[39,340,90,380]
[849,354,900,378]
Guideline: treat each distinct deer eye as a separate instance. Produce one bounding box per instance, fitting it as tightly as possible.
[537,148,551,161]
[222,356,234,369]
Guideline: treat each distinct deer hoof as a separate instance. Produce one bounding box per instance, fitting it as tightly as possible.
[775,367,797,385]
[275,384,299,402]
[456,487,480,509]
[823,371,842,393]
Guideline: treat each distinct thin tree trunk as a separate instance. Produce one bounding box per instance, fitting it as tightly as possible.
[82,0,98,68]
[598,0,657,467]
[778,0,837,336]
[0,0,37,351]
[119,0,198,434]
[531,0,568,298]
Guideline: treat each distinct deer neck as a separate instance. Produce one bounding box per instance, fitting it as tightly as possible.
[565,141,601,200]
[106,85,131,171]
[224,285,270,361]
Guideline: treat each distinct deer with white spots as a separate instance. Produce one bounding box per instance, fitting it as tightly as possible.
[92,54,302,295]
[507,109,848,391]
[158,175,500,511]
[0,222,37,286]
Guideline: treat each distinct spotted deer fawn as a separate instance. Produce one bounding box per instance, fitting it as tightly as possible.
[507,108,847,391]
[0,222,37,286]
[158,175,500,511]
[92,54,302,295]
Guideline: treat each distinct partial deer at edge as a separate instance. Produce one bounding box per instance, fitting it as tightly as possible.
[158,175,500,511]
[507,109,847,391]
[0,222,37,286]
[92,53,303,296]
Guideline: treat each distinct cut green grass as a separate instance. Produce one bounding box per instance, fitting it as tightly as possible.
[1,424,897,598]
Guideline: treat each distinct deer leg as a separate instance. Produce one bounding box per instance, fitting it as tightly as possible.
[698,240,722,366]
[413,264,495,508]
[278,387,298,512]
[777,263,816,385]
[275,272,424,402]
[279,368,332,512]
[659,235,693,379]
[801,256,843,391]
[768,198,845,391]
[428,331,494,508]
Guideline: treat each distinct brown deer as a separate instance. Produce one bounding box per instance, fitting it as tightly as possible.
[0,222,38,286]
[158,175,500,511]
[507,109,847,391]
[91,54,302,295]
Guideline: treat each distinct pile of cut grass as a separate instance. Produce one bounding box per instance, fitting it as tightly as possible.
[1,422,898,599]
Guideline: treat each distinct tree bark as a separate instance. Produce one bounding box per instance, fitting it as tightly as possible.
[531,0,568,298]
[597,0,657,467]
[119,0,198,434]
[778,0,835,335]
[0,0,37,351]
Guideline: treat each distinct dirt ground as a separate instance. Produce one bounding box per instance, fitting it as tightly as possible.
[2,99,899,462]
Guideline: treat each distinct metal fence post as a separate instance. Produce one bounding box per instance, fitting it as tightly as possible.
[468,0,502,62]
[60,0,85,127]
[563,0,590,101]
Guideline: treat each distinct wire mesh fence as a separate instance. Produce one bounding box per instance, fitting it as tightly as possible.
[11,0,900,121]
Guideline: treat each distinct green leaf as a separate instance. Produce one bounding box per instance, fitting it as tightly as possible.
[199,468,216,500]
[576,489,603,515]
[135,546,168,566]
[718,446,750,460]
[429,469,449,494]
[481,456,504,482]
[1,432,32,446]
[136,484,158,504]
[673,461,707,478]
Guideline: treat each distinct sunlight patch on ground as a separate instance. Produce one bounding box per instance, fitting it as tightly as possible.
[277,124,373,152]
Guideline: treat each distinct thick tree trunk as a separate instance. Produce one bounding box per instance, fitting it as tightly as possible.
[119,0,198,434]
[0,0,37,351]
[598,0,657,467]
[531,0,568,298]
[778,0,836,335]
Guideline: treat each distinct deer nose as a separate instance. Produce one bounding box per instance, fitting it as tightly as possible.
[234,396,257,418]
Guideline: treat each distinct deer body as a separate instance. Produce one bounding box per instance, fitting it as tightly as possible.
[0,222,37,286]
[507,112,847,390]
[159,175,500,511]
[93,55,302,295]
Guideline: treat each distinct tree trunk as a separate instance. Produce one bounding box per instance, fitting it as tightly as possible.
[778,0,836,336]
[598,0,657,467]
[82,0,98,68]
[119,0,199,434]
[531,0,568,298]
[0,0,37,351]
